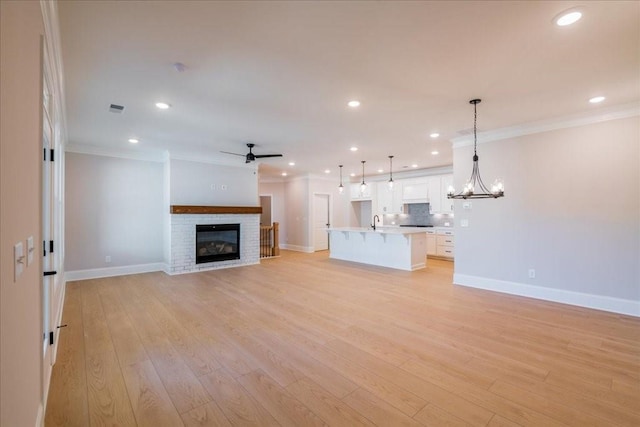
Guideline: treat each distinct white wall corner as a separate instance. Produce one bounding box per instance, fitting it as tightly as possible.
[453,273,640,317]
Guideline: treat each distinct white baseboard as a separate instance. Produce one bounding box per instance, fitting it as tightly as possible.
[453,274,640,317]
[280,244,315,253]
[65,263,166,281]
[35,403,44,427]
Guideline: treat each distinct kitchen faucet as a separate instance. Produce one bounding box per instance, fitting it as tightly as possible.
[372,215,380,230]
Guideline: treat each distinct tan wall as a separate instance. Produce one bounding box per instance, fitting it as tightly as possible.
[453,116,639,304]
[65,153,165,271]
[0,1,46,425]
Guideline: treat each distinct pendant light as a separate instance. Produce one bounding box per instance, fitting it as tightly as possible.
[360,161,367,194]
[447,99,505,199]
[388,156,394,190]
[338,165,345,194]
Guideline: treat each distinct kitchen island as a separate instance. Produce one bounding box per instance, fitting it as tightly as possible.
[327,227,427,271]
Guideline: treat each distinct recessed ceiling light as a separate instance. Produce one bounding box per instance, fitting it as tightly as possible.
[411,164,418,168]
[324,169,331,174]
[348,100,360,108]
[430,133,440,138]
[555,10,582,26]
[288,162,295,166]
[155,102,171,109]
[431,150,439,155]
[128,138,139,144]
[350,147,358,152]
[377,169,384,173]
[589,96,605,104]
[350,173,356,177]
[281,172,288,176]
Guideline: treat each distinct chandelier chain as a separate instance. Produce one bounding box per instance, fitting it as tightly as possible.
[473,101,478,156]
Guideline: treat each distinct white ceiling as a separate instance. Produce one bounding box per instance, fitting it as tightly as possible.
[58,1,639,180]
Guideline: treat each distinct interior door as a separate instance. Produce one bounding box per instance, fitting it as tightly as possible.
[313,194,330,251]
[259,195,272,226]
[42,43,65,398]
[42,64,54,390]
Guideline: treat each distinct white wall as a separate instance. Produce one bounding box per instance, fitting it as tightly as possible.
[170,159,258,206]
[0,1,46,425]
[261,175,352,252]
[283,177,310,250]
[65,152,164,271]
[453,115,639,315]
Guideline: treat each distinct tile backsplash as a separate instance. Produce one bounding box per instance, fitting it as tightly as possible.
[383,203,453,227]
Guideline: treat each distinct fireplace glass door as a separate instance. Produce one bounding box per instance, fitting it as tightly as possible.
[196,224,241,264]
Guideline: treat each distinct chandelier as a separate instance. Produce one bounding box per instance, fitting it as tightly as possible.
[448,99,504,199]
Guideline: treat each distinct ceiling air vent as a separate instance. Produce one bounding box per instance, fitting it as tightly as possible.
[109,104,124,113]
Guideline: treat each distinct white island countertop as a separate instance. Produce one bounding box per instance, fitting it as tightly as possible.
[327,227,427,271]
[327,226,428,235]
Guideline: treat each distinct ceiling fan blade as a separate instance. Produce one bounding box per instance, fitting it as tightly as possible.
[254,154,283,159]
[220,151,245,157]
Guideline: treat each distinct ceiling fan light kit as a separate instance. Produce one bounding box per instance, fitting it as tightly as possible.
[447,99,504,200]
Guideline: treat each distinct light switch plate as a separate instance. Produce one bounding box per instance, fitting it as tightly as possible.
[461,219,469,227]
[14,242,24,282]
[27,236,34,266]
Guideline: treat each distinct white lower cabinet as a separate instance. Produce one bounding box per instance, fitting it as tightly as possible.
[431,229,454,259]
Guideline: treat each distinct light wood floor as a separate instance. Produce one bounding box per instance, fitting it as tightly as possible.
[46,251,640,426]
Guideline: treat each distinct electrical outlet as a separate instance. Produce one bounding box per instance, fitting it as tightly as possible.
[105,255,111,263]
[528,269,536,279]
[463,202,472,210]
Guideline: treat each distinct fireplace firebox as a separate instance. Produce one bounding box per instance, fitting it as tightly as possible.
[196,224,240,264]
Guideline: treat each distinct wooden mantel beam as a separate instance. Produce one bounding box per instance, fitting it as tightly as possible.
[170,205,262,215]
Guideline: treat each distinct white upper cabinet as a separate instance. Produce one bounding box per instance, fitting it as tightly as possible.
[350,182,373,200]
[427,176,442,213]
[439,174,454,214]
[377,181,404,215]
[402,177,428,202]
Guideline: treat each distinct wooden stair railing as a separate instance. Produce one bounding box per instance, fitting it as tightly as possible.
[259,222,280,258]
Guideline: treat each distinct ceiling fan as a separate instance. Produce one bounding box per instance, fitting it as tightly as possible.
[221,143,283,164]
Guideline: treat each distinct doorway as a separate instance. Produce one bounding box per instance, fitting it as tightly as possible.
[259,195,272,226]
[313,194,330,251]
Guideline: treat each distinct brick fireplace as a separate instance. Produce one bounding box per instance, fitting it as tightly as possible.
[167,206,260,274]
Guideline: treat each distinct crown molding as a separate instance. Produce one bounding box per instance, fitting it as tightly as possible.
[169,153,258,170]
[66,143,168,162]
[452,102,640,148]
[66,143,260,170]
[259,177,286,184]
